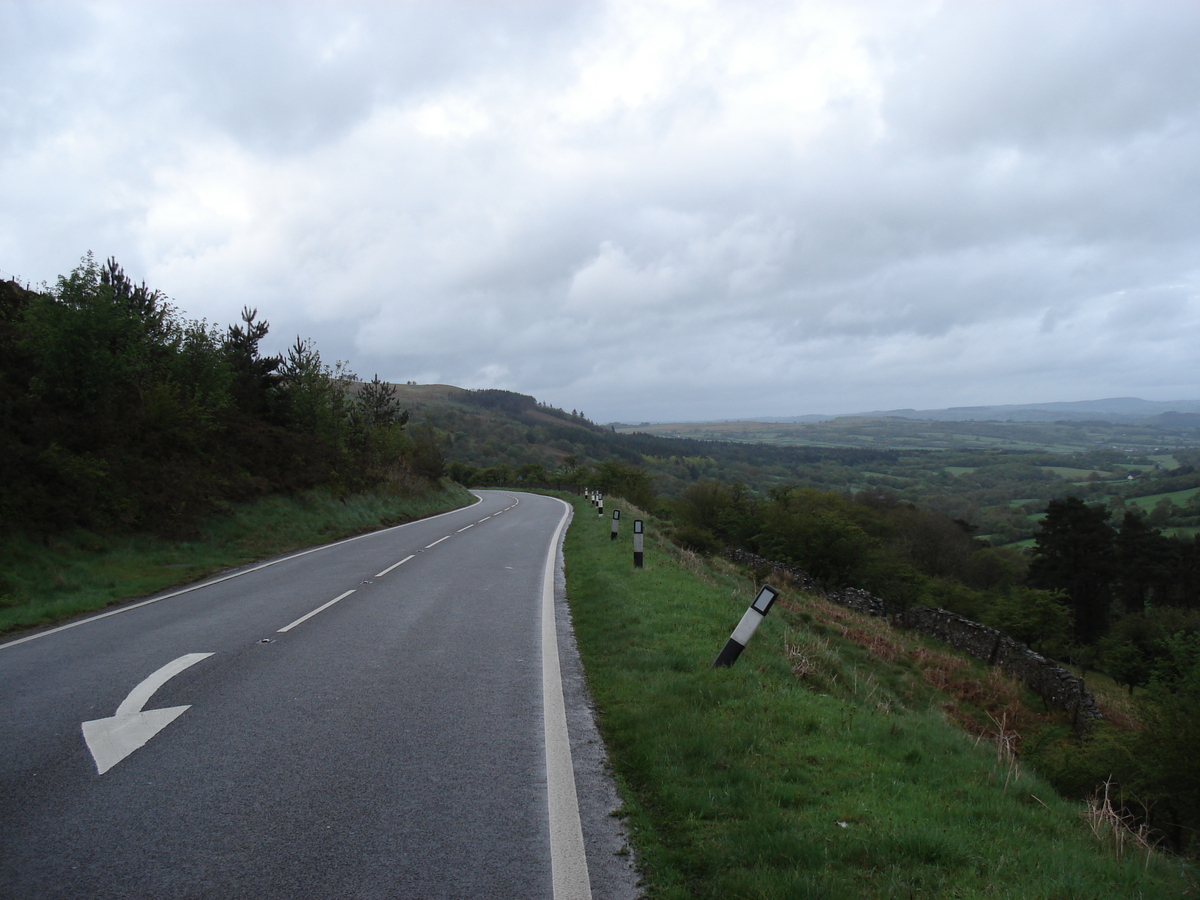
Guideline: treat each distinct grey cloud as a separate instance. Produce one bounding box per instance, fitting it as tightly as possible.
[2,0,1198,422]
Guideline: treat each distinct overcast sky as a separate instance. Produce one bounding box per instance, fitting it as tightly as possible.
[3,1,1198,422]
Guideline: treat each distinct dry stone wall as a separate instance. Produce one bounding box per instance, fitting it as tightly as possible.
[724,548,1101,729]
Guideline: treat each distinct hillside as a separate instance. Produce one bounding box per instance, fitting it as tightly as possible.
[561,493,1192,897]
[386,384,1200,545]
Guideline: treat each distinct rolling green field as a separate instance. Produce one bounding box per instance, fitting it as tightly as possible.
[616,417,1200,455]
[1128,486,1200,510]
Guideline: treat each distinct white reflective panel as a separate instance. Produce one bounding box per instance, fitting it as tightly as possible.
[751,586,778,614]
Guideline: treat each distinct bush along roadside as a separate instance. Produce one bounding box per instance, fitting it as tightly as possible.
[560,493,1194,899]
[0,480,473,636]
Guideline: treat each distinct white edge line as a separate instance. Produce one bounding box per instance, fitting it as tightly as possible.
[277,589,356,633]
[1,495,484,651]
[375,555,415,578]
[541,496,592,900]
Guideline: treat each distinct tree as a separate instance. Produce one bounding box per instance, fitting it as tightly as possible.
[757,488,879,587]
[22,253,180,418]
[1113,511,1175,614]
[591,459,656,509]
[986,587,1074,658]
[277,337,353,441]
[353,375,408,432]
[223,307,283,417]
[1127,634,1200,852]
[1029,497,1116,642]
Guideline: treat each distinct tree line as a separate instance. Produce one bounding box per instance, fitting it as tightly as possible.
[0,254,442,536]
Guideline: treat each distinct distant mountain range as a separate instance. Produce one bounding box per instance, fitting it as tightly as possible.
[748,398,1200,426]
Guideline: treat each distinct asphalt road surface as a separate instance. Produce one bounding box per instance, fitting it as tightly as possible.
[0,490,636,899]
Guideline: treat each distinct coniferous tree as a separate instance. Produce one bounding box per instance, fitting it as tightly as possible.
[1029,497,1116,641]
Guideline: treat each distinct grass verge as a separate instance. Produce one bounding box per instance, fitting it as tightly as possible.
[561,494,1193,898]
[0,479,474,636]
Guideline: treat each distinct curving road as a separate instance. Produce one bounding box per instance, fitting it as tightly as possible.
[0,490,630,899]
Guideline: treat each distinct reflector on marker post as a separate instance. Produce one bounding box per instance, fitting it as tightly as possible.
[633,519,644,568]
[611,508,620,540]
[712,585,779,668]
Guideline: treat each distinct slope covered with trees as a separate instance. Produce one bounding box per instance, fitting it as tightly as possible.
[0,255,441,538]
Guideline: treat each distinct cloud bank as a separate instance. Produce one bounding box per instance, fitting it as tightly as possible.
[3,0,1198,421]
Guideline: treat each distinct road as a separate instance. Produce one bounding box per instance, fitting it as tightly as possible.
[0,490,633,899]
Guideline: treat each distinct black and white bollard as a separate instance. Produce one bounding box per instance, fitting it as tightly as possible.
[712,585,779,668]
[633,519,644,568]
[611,508,620,540]
[598,495,604,516]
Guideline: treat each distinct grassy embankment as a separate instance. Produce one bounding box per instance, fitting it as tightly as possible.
[561,494,1193,898]
[0,480,473,636]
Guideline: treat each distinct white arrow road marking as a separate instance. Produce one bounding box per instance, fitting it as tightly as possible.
[81,652,213,775]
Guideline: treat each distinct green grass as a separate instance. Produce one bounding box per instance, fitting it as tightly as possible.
[1147,455,1182,470]
[1126,486,1200,511]
[561,494,1191,898]
[0,480,474,636]
[1042,467,1107,479]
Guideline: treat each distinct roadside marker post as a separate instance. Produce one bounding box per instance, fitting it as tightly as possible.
[611,509,620,540]
[712,585,779,668]
[598,495,604,517]
[633,519,644,568]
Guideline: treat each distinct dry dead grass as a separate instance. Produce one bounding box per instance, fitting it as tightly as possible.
[777,584,1061,761]
[1083,778,1159,866]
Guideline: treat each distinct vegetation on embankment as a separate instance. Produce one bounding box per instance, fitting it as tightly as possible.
[1,253,466,636]
[2,255,440,538]
[0,480,472,636]
[561,493,1194,898]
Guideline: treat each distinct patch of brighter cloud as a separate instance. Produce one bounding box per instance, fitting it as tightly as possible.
[412,97,491,141]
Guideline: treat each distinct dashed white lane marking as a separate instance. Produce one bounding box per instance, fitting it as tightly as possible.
[424,536,451,548]
[540,497,592,899]
[375,555,415,578]
[456,524,475,533]
[278,590,356,633]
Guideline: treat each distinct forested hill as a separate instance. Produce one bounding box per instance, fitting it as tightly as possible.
[377,382,905,496]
